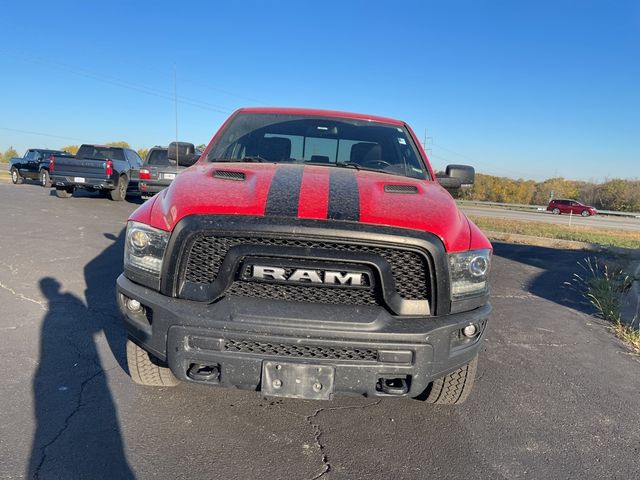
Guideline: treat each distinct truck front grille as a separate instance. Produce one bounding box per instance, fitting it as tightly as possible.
[224,338,378,362]
[225,280,378,305]
[183,235,430,302]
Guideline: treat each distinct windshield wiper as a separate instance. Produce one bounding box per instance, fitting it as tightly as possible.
[239,155,267,163]
[334,162,360,170]
[209,156,268,163]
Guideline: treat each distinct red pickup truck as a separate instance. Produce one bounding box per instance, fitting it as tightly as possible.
[117,107,492,405]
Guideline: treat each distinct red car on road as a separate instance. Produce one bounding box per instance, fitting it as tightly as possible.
[547,199,597,216]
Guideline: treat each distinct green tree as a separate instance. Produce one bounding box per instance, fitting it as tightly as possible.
[61,145,79,155]
[2,146,19,163]
[106,141,130,148]
[197,144,207,152]
[137,148,149,160]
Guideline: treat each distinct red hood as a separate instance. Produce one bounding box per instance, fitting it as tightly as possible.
[130,163,480,252]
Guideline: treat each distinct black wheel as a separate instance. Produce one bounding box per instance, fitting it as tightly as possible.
[109,175,128,201]
[423,355,478,405]
[10,168,22,184]
[126,338,179,387]
[581,210,589,217]
[552,208,560,215]
[40,169,51,187]
[55,187,74,198]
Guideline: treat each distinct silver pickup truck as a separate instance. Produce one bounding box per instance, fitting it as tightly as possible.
[138,142,200,199]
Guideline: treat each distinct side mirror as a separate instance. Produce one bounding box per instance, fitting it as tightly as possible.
[436,177,462,189]
[437,164,475,188]
[168,141,196,166]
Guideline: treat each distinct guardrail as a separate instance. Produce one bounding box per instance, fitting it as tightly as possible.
[457,200,640,219]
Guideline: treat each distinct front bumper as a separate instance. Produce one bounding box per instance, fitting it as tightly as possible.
[117,274,491,398]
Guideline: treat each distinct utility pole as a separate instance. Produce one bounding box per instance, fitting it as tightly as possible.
[422,128,433,157]
[174,64,179,173]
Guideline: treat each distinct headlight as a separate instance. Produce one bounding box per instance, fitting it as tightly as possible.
[449,249,492,299]
[124,221,169,288]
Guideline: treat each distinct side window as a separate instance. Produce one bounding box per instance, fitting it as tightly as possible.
[33,151,42,161]
[25,150,35,160]
[125,150,142,167]
[131,150,143,167]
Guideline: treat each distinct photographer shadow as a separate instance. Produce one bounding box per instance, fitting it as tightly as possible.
[28,229,134,479]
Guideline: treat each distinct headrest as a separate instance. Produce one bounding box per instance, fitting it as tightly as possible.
[259,137,291,161]
[350,142,381,164]
[308,155,331,164]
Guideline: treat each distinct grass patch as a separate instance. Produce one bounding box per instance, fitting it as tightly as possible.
[567,258,639,354]
[469,216,640,249]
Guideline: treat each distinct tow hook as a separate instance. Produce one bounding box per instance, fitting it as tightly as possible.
[378,377,409,395]
[187,363,220,383]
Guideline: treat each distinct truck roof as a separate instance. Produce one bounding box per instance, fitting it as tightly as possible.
[237,107,405,126]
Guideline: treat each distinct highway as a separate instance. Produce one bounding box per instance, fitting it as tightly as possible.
[461,205,640,232]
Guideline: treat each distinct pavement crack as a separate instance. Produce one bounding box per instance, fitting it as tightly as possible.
[304,400,382,479]
[0,281,46,311]
[32,368,104,479]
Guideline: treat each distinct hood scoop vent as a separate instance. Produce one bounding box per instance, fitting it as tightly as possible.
[384,184,418,194]
[214,170,246,181]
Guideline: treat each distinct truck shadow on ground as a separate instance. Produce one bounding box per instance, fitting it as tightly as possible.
[492,241,594,315]
[28,229,134,479]
[47,188,144,205]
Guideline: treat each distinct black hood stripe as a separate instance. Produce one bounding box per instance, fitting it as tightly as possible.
[328,169,360,221]
[265,165,304,217]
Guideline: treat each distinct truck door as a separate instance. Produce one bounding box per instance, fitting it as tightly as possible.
[24,150,39,178]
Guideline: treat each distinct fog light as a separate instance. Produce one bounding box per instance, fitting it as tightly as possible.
[126,298,142,313]
[462,324,478,338]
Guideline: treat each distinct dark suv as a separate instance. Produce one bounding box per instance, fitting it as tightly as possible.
[547,199,597,216]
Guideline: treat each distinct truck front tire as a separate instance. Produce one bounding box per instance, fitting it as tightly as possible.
[126,338,179,387]
[423,355,478,405]
[11,168,22,184]
[109,175,128,201]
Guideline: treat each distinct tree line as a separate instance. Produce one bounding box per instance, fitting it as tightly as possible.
[3,145,637,212]
[458,173,640,212]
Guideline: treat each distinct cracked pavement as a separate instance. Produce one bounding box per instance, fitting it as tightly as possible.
[0,183,639,479]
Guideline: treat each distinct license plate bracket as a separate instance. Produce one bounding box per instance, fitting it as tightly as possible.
[262,361,335,400]
[73,176,85,183]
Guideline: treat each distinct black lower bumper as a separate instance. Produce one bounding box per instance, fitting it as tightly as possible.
[117,274,490,399]
[52,175,115,191]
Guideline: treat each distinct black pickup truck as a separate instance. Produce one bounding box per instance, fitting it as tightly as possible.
[49,144,142,200]
[139,142,200,199]
[10,149,72,186]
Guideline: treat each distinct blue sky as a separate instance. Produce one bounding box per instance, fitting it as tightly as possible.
[1,0,638,181]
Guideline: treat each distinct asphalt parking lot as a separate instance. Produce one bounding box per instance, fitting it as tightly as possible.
[1,183,639,480]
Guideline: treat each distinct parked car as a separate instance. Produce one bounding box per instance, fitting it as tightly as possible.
[49,144,142,200]
[117,107,492,405]
[547,199,597,216]
[9,149,72,186]
[138,142,200,199]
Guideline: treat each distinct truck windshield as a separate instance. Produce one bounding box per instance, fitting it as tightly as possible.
[77,145,125,161]
[207,113,428,179]
[146,149,171,166]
